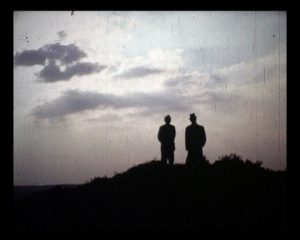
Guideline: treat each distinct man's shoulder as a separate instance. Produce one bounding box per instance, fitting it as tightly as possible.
[160,124,174,129]
[186,124,192,130]
[159,125,164,131]
[187,124,204,130]
[197,125,205,132]
[166,124,175,130]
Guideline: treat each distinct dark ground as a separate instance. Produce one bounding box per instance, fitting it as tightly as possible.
[14,154,286,230]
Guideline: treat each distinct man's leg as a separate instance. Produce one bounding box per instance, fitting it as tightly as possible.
[168,151,174,165]
[198,148,204,162]
[189,150,198,165]
[161,147,167,164]
[186,151,192,165]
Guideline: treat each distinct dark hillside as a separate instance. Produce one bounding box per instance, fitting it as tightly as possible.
[14,154,286,230]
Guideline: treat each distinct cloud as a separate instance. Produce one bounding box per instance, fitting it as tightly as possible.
[38,61,106,82]
[164,75,190,88]
[14,42,105,82]
[57,30,67,40]
[159,69,248,116]
[163,71,210,98]
[14,43,86,66]
[209,48,286,87]
[14,50,47,66]
[164,74,202,88]
[148,48,184,69]
[31,89,189,119]
[114,66,164,79]
[31,86,240,120]
[42,43,86,65]
[85,114,123,123]
[109,48,183,81]
[32,90,113,119]
[198,90,242,104]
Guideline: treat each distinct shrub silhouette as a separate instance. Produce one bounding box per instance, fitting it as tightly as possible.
[14,155,286,230]
[214,154,262,169]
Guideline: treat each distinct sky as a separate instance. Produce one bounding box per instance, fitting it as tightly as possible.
[14,11,286,185]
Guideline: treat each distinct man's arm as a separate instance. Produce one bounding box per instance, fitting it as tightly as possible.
[201,127,206,147]
[185,128,188,150]
[173,126,176,141]
[158,127,162,143]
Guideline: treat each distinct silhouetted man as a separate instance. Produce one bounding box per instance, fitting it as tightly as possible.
[185,113,206,165]
[158,115,176,165]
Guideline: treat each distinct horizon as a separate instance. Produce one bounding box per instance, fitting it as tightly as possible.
[14,157,286,187]
[14,11,286,185]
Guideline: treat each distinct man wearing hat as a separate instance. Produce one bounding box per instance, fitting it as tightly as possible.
[185,113,206,165]
[158,115,176,165]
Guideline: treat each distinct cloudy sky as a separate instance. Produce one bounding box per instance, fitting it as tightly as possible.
[14,11,286,185]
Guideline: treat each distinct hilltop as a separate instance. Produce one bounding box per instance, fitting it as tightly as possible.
[14,154,286,230]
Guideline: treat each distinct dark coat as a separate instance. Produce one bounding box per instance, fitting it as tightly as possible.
[185,123,206,152]
[158,124,176,151]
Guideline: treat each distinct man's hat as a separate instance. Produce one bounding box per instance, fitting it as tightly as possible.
[189,113,197,120]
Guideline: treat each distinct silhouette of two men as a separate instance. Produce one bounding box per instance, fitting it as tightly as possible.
[158,113,206,165]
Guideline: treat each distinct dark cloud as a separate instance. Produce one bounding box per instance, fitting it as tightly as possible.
[14,43,105,82]
[31,87,241,120]
[32,90,114,119]
[14,43,86,66]
[114,66,164,79]
[32,89,188,119]
[14,50,46,66]
[42,43,86,65]
[38,61,106,82]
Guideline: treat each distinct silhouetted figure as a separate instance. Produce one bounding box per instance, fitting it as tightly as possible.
[185,113,206,165]
[158,115,176,165]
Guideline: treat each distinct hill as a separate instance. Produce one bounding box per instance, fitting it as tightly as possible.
[14,154,286,230]
[14,185,78,202]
